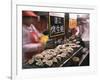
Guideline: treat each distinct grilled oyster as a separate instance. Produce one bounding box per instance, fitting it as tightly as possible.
[36,59,44,66]
[52,57,58,63]
[44,54,53,60]
[56,45,63,49]
[65,47,73,52]
[34,54,43,61]
[56,55,62,61]
[60,53,67,58]
[45,60,53,66]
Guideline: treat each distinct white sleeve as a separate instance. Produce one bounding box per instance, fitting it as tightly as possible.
[31,24,42,37]
[75,27,79,36]
[23,43,41,53]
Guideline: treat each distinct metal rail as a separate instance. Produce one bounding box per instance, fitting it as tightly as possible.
[60,47,83,67]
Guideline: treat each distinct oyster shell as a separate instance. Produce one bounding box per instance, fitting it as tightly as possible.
[52,57,58,63]
[36,59,44,66]
[45,60,53,66]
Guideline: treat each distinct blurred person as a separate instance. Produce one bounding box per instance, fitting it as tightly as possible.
[77,14,89,49]
[22,11,45,64]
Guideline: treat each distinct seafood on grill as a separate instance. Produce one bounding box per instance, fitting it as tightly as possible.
[27,42,80,67]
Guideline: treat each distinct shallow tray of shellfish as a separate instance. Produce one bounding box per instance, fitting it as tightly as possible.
[23,46,83,68]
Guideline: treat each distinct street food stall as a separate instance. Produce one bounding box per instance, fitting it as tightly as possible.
[22,12,89,69]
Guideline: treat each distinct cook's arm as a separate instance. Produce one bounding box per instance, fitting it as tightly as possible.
[31,24,43,37]
[23,43,41,53]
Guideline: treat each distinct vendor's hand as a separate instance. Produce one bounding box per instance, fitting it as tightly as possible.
[39,35,48,44]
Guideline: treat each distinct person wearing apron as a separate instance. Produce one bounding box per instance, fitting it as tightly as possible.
[22,11,44,65]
